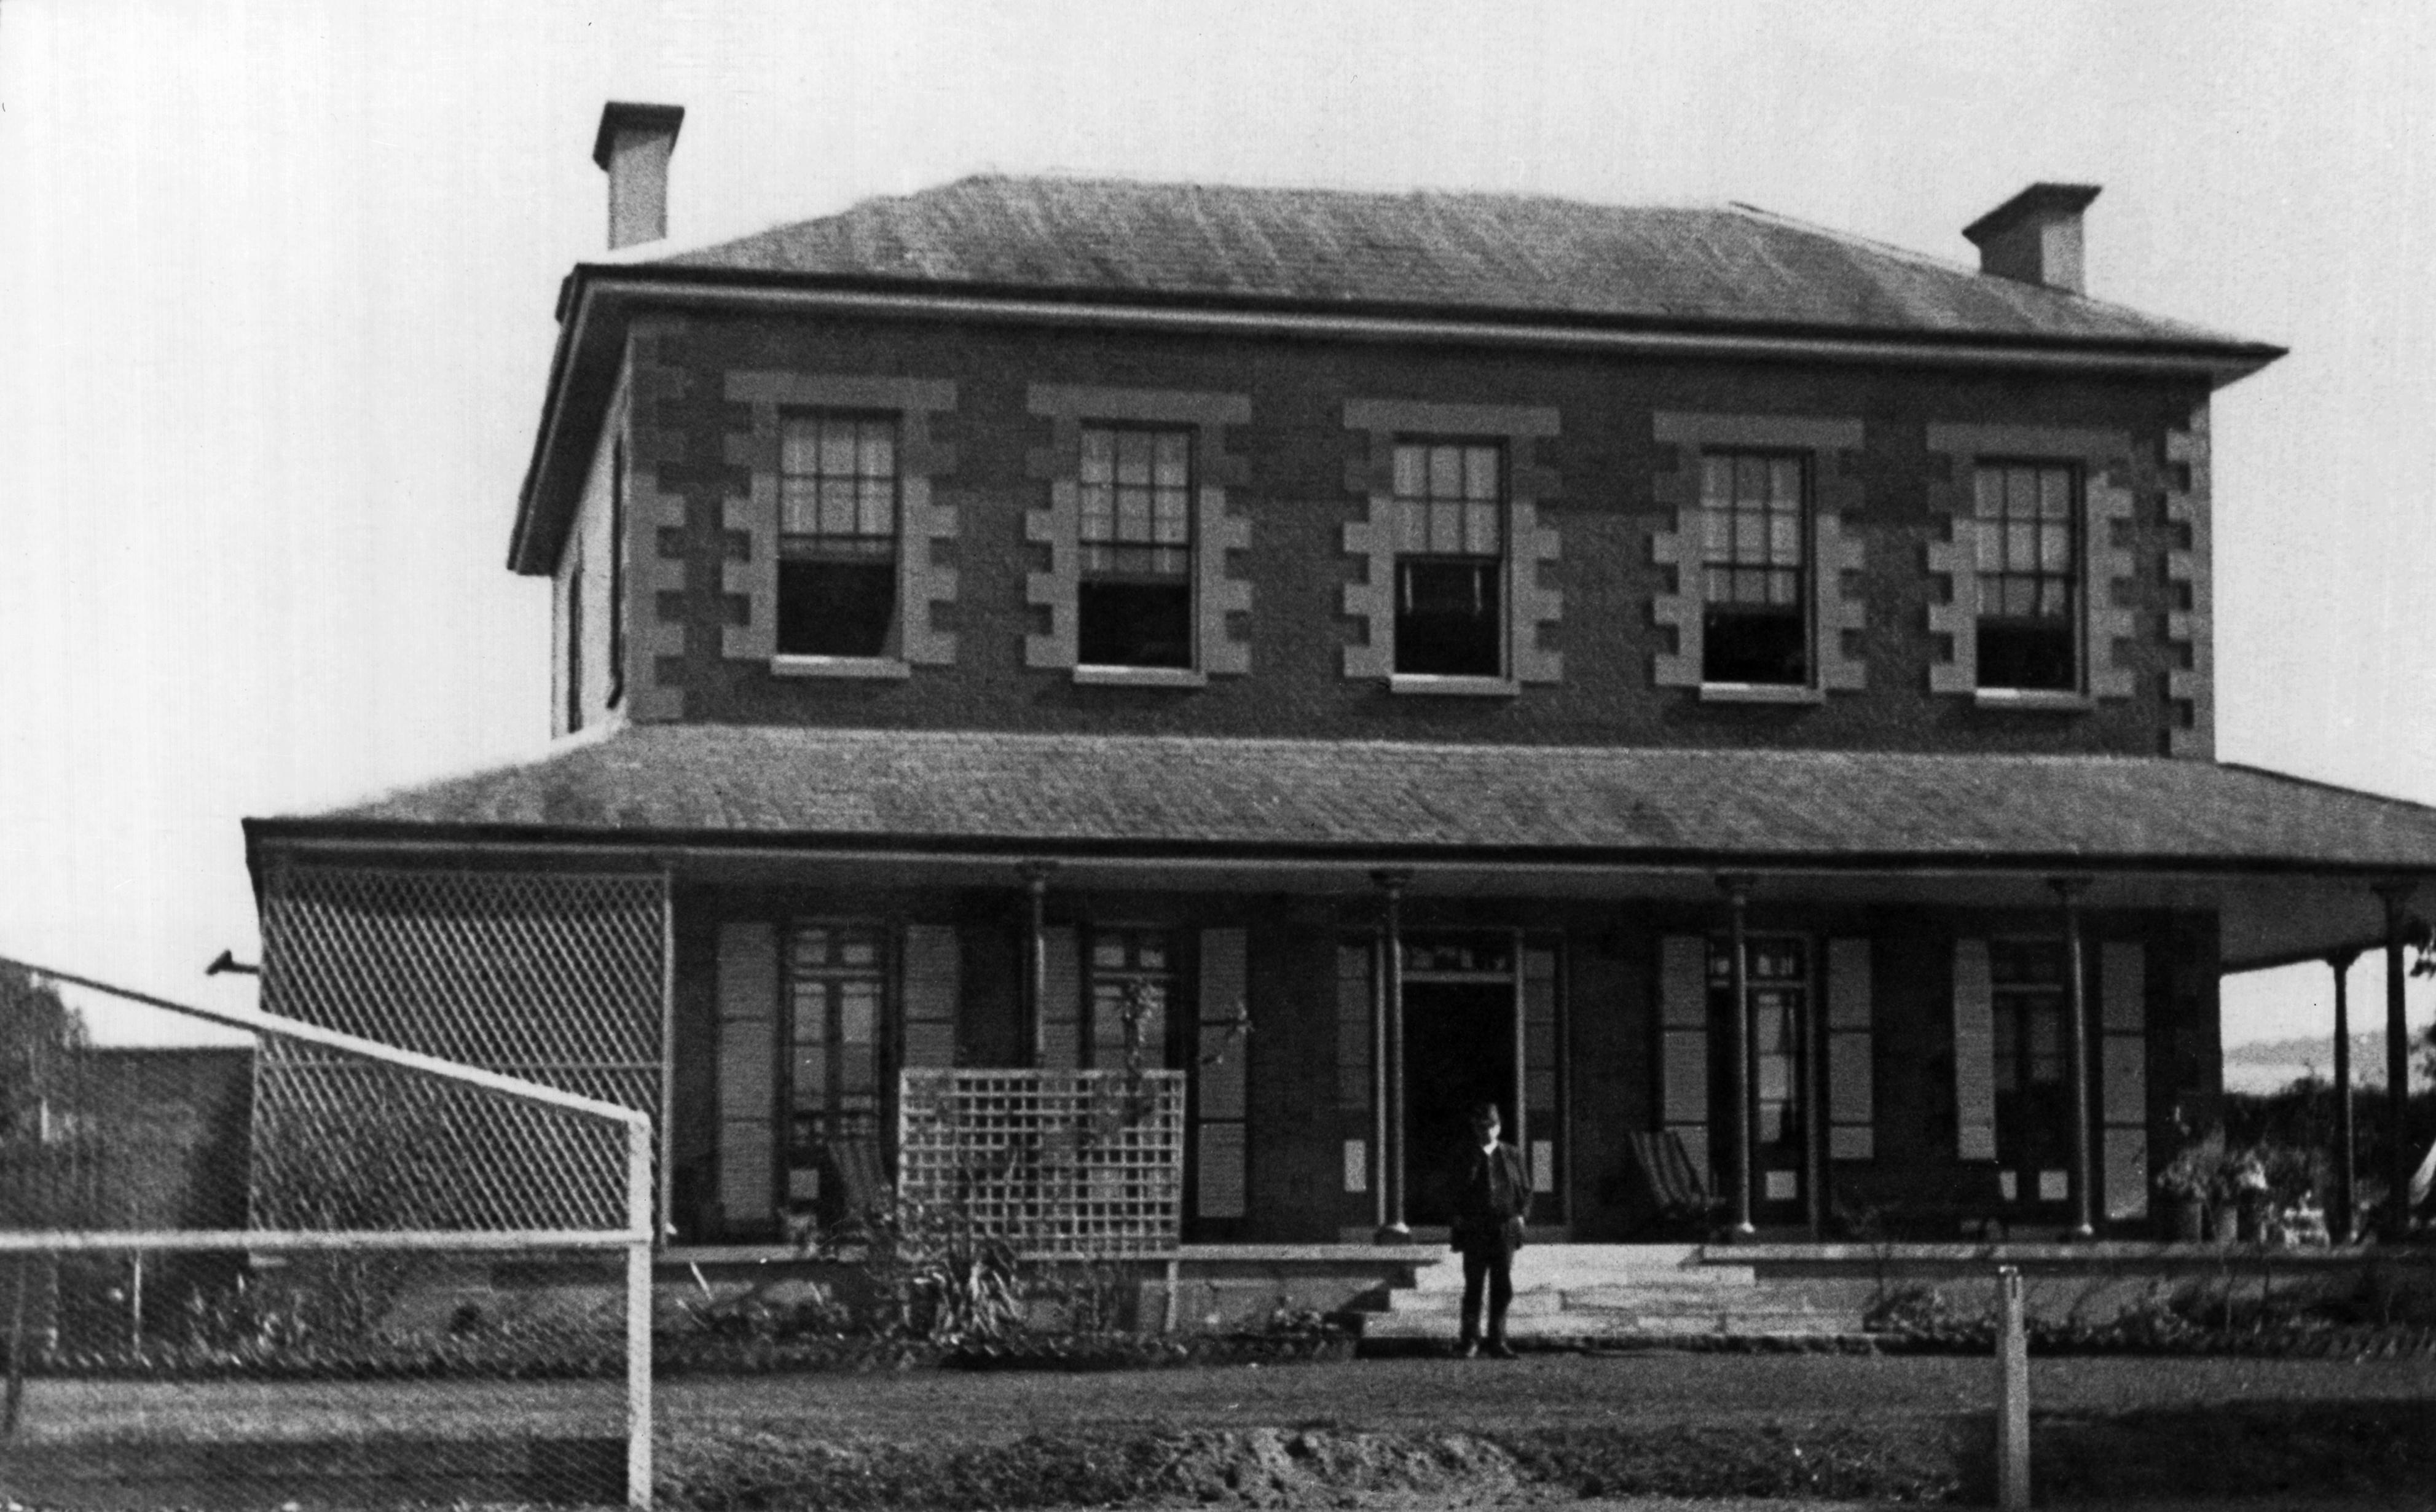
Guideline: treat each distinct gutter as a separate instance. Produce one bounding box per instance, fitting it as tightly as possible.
[507,270,2284,573]
[242,817,2435,887]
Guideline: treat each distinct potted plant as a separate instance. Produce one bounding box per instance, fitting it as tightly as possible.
[2156,1129,2222,1242]
[2224,1150,2271,1242]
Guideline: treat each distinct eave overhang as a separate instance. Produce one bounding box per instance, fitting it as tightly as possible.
[505,264,2288,576]
[243,816,2422,976]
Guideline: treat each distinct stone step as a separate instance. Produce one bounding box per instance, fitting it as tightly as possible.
[1408,1261,1755,1293]
[1384,1291,1838,1322]
[1361,1307,1861,1341]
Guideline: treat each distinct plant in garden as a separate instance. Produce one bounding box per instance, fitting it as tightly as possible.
[838,1185,1027,1344]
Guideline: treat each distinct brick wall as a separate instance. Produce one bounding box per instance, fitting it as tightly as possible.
[603,310,2214,756]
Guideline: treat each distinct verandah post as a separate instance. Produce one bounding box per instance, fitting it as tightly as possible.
[2327,948,2359,1243]
[1020,861,1056,1068]
[2375,882,2416,1240]
[1721,875,1754,1241]
[1373,870,1412,1242]
[2052,877,2092,1240]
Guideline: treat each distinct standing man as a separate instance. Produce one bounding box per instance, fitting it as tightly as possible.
[1450,1101,1531,1358]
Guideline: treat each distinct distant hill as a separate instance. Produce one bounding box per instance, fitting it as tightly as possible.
[2223,1030,2432,1095]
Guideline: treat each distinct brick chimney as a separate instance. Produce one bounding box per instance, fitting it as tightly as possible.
[1963,182,2101,294]
[592,102,686,250]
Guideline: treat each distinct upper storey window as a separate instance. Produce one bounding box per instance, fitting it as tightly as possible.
[1393,441,1505,678]
[1079,426,1194,669]
[777,412,900,659]
[1651,412,1863,702]
[1973,461,2079,692]
[1700,452,1809,686]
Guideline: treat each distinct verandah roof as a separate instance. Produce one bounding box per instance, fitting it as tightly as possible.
[250,725,2436,877]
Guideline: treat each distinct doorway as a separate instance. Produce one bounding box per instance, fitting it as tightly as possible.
[1402,979,1518,1227]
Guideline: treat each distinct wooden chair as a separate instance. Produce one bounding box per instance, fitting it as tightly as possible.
[1625,1130,1722,1237]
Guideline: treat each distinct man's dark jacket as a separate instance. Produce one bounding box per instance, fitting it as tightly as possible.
[1450,1141,1531,1258]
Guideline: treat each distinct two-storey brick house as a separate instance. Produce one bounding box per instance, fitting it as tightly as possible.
[243,104,2436,1253]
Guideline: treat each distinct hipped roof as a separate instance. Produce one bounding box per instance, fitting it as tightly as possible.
[648,177,2249,348]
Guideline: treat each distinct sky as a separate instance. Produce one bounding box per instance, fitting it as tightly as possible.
[1,0,2431,1054]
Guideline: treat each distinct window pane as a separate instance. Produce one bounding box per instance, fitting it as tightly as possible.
[1463,445,1499,500]
[1769,570,1799,607]
[1770,456,1801,504]
[1734,453,1766,501]
[2037,580,2070,618]
[2008,522,2036,570]
[838,1044,874,1095]
[820,482,857,537]
[1396,498,1428,554]
[780,479,819,536]
[1769,514,1801,565]
[1429,500,1461,555]
[1393,444,1425,498]
[1735,515,1766,558]
[781,420,820,475]
[1702,507,1731,558]
[859,479,893,536]
[1153,488,1190,544]
[1702,455,1734,507]
[1155,431,1189,487]
[1118,430,1153,485]
[839,985,877,1045]
[2007,466,2038,518]
[2039,468,2072,519]
[1976,521,2003,573]
[1081,428,1114,482]
[1975,468,2003,518]
[1428,444,1461,499]
[858,425,893,479]
[1703,565,1733,600]
[2029,1008,2061,1060]
[2039,523,2070,572]
[1117,487,1152,543]
[792,1046,827,1108]
[817,420,856,477]
[1464,500,1500,555]
[1080,482,1114,540]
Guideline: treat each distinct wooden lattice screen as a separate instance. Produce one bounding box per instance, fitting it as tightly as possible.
[897,1069,1184,1254]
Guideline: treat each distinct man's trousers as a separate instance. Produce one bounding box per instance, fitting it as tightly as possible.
[1458,1248,1514,1345]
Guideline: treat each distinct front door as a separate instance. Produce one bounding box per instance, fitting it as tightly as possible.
[1989,939,2075,1214]
[1403,979,1517,1226]
[1708,934,1812,1228]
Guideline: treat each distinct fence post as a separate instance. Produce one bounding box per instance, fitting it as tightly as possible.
[627,1118,654,1511]
[4,1258,26,1438]
[1995,1266,2029,1511]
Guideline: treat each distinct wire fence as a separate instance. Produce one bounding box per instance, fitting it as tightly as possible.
[0,958,653,1510]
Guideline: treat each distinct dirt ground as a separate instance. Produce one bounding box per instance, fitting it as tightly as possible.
[653,1351,2436,1440]
[15,1353,2436,1509]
